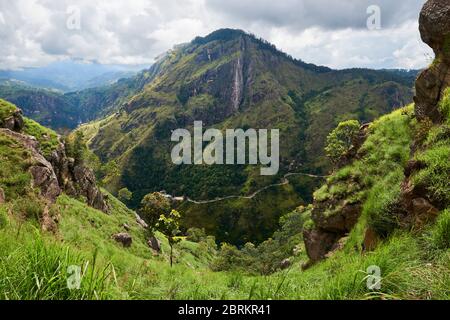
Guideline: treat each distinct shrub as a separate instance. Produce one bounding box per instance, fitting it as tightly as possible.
[118,188,132,202]
[325,120,361,164]
[138,192,171,230]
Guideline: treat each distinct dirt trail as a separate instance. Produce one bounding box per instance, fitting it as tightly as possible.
[183,172,328,205]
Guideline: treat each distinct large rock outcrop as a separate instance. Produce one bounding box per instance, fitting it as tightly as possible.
[414,0,450,123]
[0,109,108,213]
[2,108,25,132]
[49,146,109,212]
[0,128,61,202]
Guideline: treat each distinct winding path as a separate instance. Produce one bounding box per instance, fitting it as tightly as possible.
[183,172,328,205]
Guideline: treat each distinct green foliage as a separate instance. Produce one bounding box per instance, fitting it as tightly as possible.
[65,131,88,164]
[0,228,112,300]
[325,120,361,164]
[12,194,45,221]
[211,205,310,275]
[138,192,172,231]
[0,133,33,200]
[364,170,403,237]
[156,210,182,267]
[0,206,7,229]
[186,227,207,243]
[0,98,17,124]
[426,209,450,250]
[413,124,450,206]
[117,188,132,202]
[439,87,450,124]
[84,29,415,245]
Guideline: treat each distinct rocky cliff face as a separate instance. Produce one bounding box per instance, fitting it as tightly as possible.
[0,105,109,213]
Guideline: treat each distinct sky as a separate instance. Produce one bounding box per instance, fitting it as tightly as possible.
[0,0,434,71]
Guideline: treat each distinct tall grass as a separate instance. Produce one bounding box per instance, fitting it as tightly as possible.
[0,225,112,300]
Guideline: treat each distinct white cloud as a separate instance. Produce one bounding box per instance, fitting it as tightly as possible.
[0,0,432,70]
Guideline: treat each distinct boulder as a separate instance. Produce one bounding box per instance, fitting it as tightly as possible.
[148,235,161,253]
[2,109,24,132]
[362,228,379,253]
[135,213,149,229]
[72,164,109,213]
[113,233,133,247]
[419,0,450,59]
[303,228,340,263]
[313,203,361,234]
[280,258,292,270]
[414,0,450,123]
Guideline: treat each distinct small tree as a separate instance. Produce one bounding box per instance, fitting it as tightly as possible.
[66,131,87,164]
[138,192,171,231]
[325,120,361,164]
[156,210,182,267]
[118,188,132,202]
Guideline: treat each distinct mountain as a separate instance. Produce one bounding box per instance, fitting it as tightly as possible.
[0,60,145,92]
[0,67,159,130]
[81,29,417,245]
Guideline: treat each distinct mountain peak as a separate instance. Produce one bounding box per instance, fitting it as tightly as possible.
[191,28,249,45]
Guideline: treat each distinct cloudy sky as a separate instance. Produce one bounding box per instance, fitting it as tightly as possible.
[0,0,433,70]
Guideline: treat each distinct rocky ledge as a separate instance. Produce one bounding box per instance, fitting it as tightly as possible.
[0,109,109,213]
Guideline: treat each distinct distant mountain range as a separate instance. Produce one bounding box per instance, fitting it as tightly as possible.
[0,59,148,92]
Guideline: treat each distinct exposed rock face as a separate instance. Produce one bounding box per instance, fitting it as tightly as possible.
[313,203,361,234]
[362,228,379,253]
[0,129,61,202]
[148,236,161,253]
[113,233,133,247]
[0,117,109,213]
[414,0,450,123]
[303,123,368,265]
[49,146,109,213]
[2,108,24,132]
[135,213,149,229]
[303,228,340,263]
[419,0,450,59]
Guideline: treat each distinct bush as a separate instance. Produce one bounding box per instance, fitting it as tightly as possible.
[138,192,171,230]
[325,120,361,164]
[186,227,207,243]
[118,188,132,202]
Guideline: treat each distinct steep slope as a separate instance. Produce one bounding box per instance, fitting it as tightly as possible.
[82,29,416,244]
